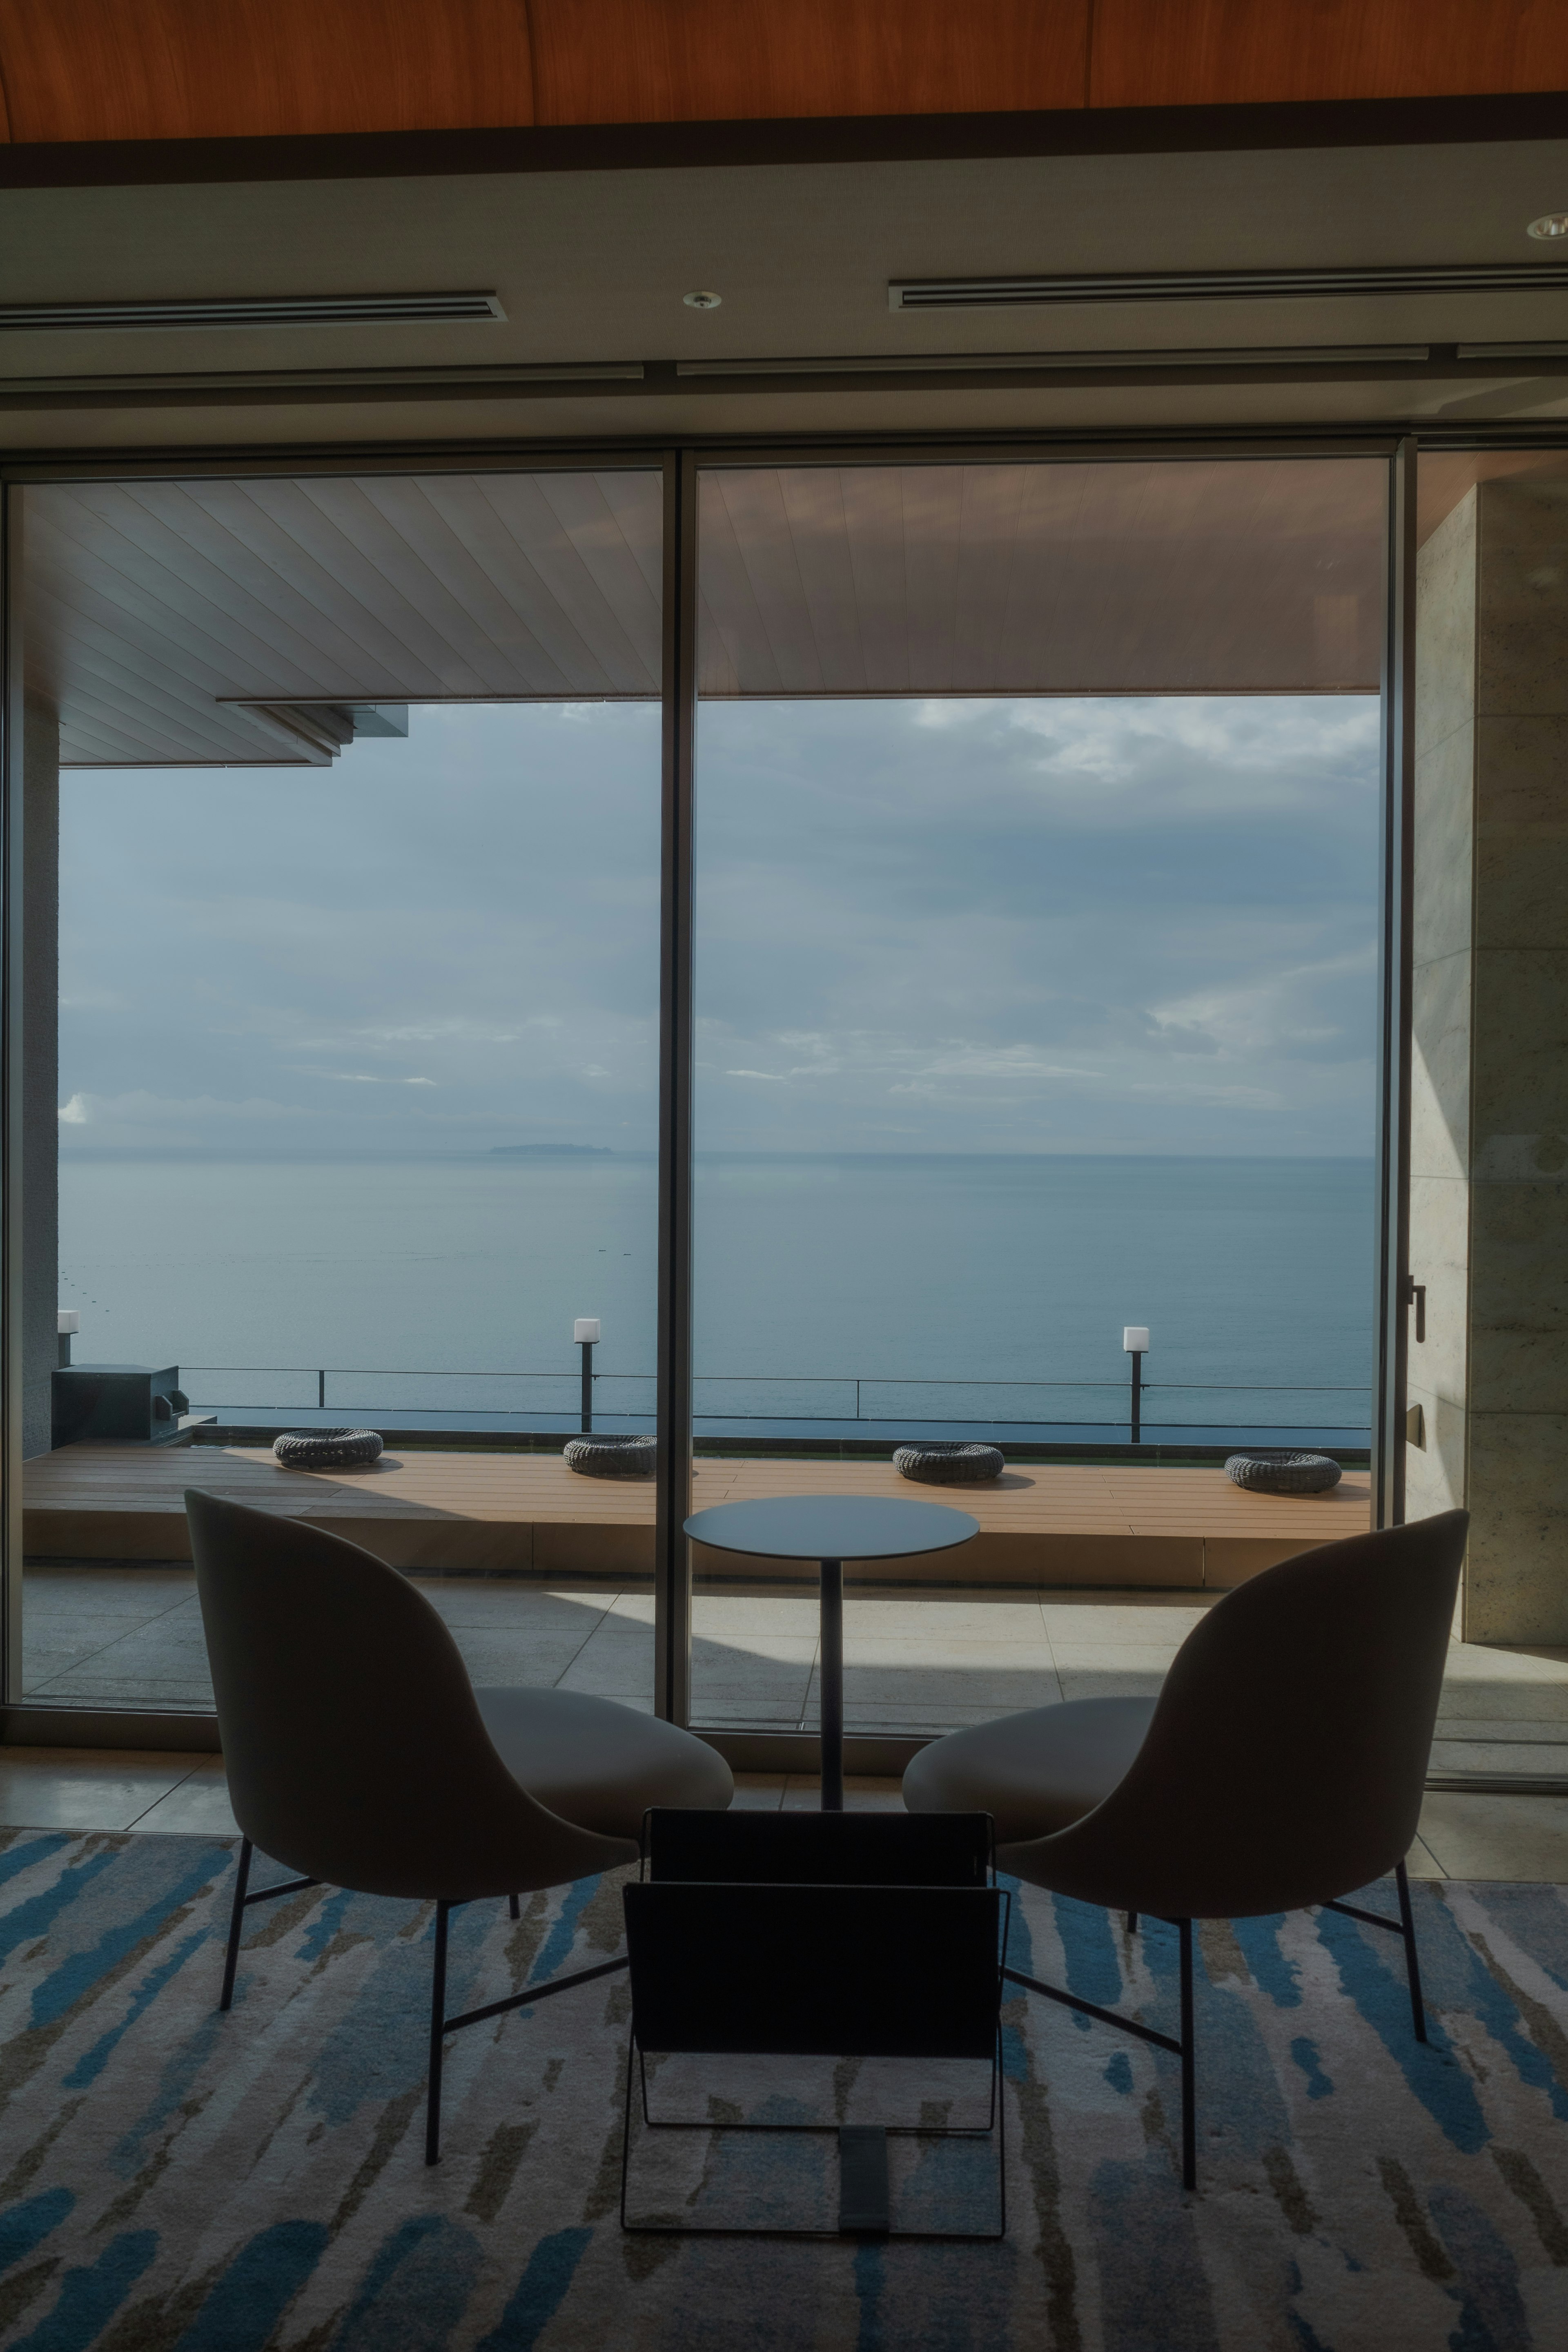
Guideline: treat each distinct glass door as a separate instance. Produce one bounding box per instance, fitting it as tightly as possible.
[688,454,1390,1751]
[12,465,664,1725]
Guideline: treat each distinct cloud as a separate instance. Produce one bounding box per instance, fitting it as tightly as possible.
[1149,944,1377,1064]
[294,1019,529,1048]
[56,694,1377,1159]
[57,1088,319,1151]
[65,1091,314,1123]
[288,1068,438,1086]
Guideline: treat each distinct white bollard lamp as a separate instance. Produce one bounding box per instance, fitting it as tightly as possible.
[1122,1327,1149,1444]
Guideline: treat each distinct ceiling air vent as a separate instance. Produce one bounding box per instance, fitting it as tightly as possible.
[889,265,1568,310]
[0,293,506,332]
[677,344,1430,377]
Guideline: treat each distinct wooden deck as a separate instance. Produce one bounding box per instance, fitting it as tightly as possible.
[23,1444,1372,1589]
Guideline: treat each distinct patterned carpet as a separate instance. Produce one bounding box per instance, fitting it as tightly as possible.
[0,1828,1565,2350]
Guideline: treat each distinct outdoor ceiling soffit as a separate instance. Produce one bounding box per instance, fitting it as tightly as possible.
[26,457,1387,766]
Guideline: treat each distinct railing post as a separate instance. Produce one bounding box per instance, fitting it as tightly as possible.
[574,1319,599,1434]
[317,1368,325,1411]
[1123,1327,1149,1446]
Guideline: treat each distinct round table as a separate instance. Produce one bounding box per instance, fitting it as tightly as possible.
[684,1494,979,1810]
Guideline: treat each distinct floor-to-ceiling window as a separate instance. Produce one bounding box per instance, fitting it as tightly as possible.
[2,440,1421,1765]
[687,455,1390,1742]
[8,434,1564,1800]
[13,466,664,1719]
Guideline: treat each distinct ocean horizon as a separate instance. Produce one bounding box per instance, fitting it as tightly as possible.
[59,1150,1375,1446]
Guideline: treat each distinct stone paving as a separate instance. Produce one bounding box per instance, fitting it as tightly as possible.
[22,1563,1568,1771]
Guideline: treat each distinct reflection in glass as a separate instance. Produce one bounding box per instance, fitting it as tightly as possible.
[22,471,662,1717]
[690,457,1387,1740]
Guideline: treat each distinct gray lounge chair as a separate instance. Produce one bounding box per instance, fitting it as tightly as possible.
[186,1489,733,2161]
[904,1510,1469,2188]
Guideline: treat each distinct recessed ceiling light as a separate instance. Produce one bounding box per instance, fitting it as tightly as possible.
[683,290,723,309]
[1528,214,1568,241]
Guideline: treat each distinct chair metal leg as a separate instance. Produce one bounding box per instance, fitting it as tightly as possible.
[427,1900,451,2166]
[1178,1917,1196,2192]
[509,1894,520,1922]
[1394,1859,1428,2044]
[1325,1866,1429,2047]
[220,1836,253,2012]
[1006,1911,1196,2189]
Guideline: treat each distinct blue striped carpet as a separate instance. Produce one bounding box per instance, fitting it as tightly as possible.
[0,1828,1565,2349]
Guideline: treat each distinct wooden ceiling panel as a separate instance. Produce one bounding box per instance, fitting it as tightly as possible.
[0,0,536,143]
[1091,0,1568,111]
[527,1,1088,127]
[2,0,1557,146]
[696,459,1388,698]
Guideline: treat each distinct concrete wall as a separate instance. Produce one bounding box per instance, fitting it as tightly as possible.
[21,698,57,1460]
[1408,481,1568,1642]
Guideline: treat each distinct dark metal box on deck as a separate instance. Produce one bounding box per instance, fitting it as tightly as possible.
[51,1364,189,1448]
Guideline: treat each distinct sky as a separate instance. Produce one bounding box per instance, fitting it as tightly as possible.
[57,691,1381,1160]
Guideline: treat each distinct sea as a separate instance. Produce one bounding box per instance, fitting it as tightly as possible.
[58,1152,1374,1448]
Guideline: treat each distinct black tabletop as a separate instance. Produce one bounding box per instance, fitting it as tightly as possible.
[684,1493,978,1563]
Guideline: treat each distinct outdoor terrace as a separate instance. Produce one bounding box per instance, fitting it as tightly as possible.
[24,1443,1372,1586]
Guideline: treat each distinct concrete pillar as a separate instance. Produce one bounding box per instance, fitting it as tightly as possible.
[21,697,57,1460]
[1409,480,1568,1643]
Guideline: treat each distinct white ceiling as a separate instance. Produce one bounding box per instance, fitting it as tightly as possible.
[12,123,1563,756]
[0,130,1566,449]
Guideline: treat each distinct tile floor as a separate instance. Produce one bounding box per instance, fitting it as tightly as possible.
[11,1566,1568,1882]
[0,1752,1564,1882]
[20,1566,1568,1763]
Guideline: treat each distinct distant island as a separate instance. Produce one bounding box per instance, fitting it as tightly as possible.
[489,1144,612,1157]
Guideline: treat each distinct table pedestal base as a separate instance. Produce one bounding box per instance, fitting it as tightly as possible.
[819,1557,843,1811]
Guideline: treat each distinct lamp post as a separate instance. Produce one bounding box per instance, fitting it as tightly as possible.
[1123,1326,1149,1445]
[574,1318,600,1433]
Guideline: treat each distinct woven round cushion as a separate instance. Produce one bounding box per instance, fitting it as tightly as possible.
[564,1434,656,1479]
[1225,1449,1341,1495]
[272,1427,383,1471]
[893,1441,1005,1485]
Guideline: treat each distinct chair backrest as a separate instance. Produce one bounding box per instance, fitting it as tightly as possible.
[1005,1510,1468,1918]
[185,1489,630,1900]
